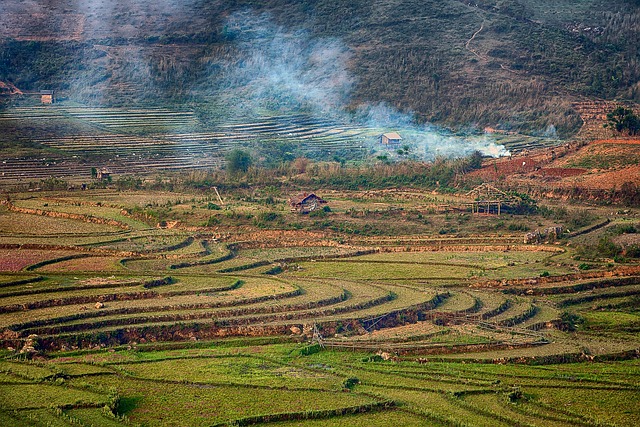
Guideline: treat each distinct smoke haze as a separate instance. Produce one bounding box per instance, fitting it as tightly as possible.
[216,12,354,118]
[216,11,509,159]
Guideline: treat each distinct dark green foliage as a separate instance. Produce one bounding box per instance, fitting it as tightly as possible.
[206,202,222,210]
[597,238,623,258]
[362,354,385,362]
[308,209,328,218]
[115,177,143,191]
[559,311,584,331]
[264,265,284,275]
[604,106,640,135]
[540,207,598,230]
[467,150,484,171]
[625,245,640,258]
[253,211,282,228]
[298,154,489,191]
[0,40,98,90]
[343,377,360,390]
[258,212,280,222]
[507,386,525,402]
[299,344,322,356]
[257,142,300,167]
[505,192,537,215]
[37,178,69,191]
[612,224,637,235]
[508,223,530,231]
[204,216,221,226]
[225,149,252,174]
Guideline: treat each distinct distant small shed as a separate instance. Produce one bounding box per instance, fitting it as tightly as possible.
[40,90,54,104]
[380,132,402,145]
[524,231,541,244]
[544,226,564,238]
[289,193,327,213]
[96,167,111,180]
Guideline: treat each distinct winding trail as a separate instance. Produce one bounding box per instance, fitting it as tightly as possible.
[465,20,519,74]
[465,22,485,60]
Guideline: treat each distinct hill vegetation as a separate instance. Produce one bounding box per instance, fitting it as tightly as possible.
[1,0,639,136]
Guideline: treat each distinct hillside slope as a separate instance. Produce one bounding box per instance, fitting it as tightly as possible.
[0,0,638,136]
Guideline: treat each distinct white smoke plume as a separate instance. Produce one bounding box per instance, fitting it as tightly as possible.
[217,11,509,160]
[356,103,510,159]
[215,11,353,118]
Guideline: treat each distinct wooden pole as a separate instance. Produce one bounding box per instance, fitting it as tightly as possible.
[213,186,224,205]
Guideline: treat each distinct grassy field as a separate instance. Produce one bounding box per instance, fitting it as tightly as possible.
[1,342,636,426]
[0,188,638,426]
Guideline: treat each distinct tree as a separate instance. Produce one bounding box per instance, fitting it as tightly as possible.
[465,150,484,171]
[225,149,252,174]
[604,106,640,135]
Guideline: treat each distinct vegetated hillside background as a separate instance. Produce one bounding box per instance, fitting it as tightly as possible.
[0,0,639,137]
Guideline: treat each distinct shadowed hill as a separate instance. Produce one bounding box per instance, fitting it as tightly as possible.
[0,0,638,137]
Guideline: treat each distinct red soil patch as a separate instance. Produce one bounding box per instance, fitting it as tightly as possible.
[465,137,640,195]
[467,156,541,180]
[535,168,586,178]
[0,249,78,272]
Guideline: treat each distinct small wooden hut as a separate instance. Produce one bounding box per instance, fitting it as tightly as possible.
[96,167,111,181]
[465,183,519,215]
[40,90,54,104]
[379,132,402,145]
[289,193,327,213]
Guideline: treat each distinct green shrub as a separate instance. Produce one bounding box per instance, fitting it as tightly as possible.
[508,223,530,231]
[613,224,637,235]
[265,265,283,275]
[577,237,622,260]
[309,209,327,218]
[625,245,640,258]
[559,312,584,331]
[597,238,622,258]
[362,354,385,362]
[258,212,280,222]
[343,377,360,390]
[566,209,598,230]
[507,387,525,402]
[225,149,252,174]
[204,216,220,226]
[299,344,322,356]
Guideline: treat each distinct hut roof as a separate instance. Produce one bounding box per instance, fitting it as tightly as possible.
[289,193,326,206]
[382,132,402,140]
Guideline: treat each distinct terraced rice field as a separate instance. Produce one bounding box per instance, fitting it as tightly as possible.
[0,104,560,184]
[0,191,638,426]
[0,105,371,182]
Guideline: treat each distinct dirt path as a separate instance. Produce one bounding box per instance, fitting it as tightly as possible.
[465,19,518,74]
[465,22,485,59]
